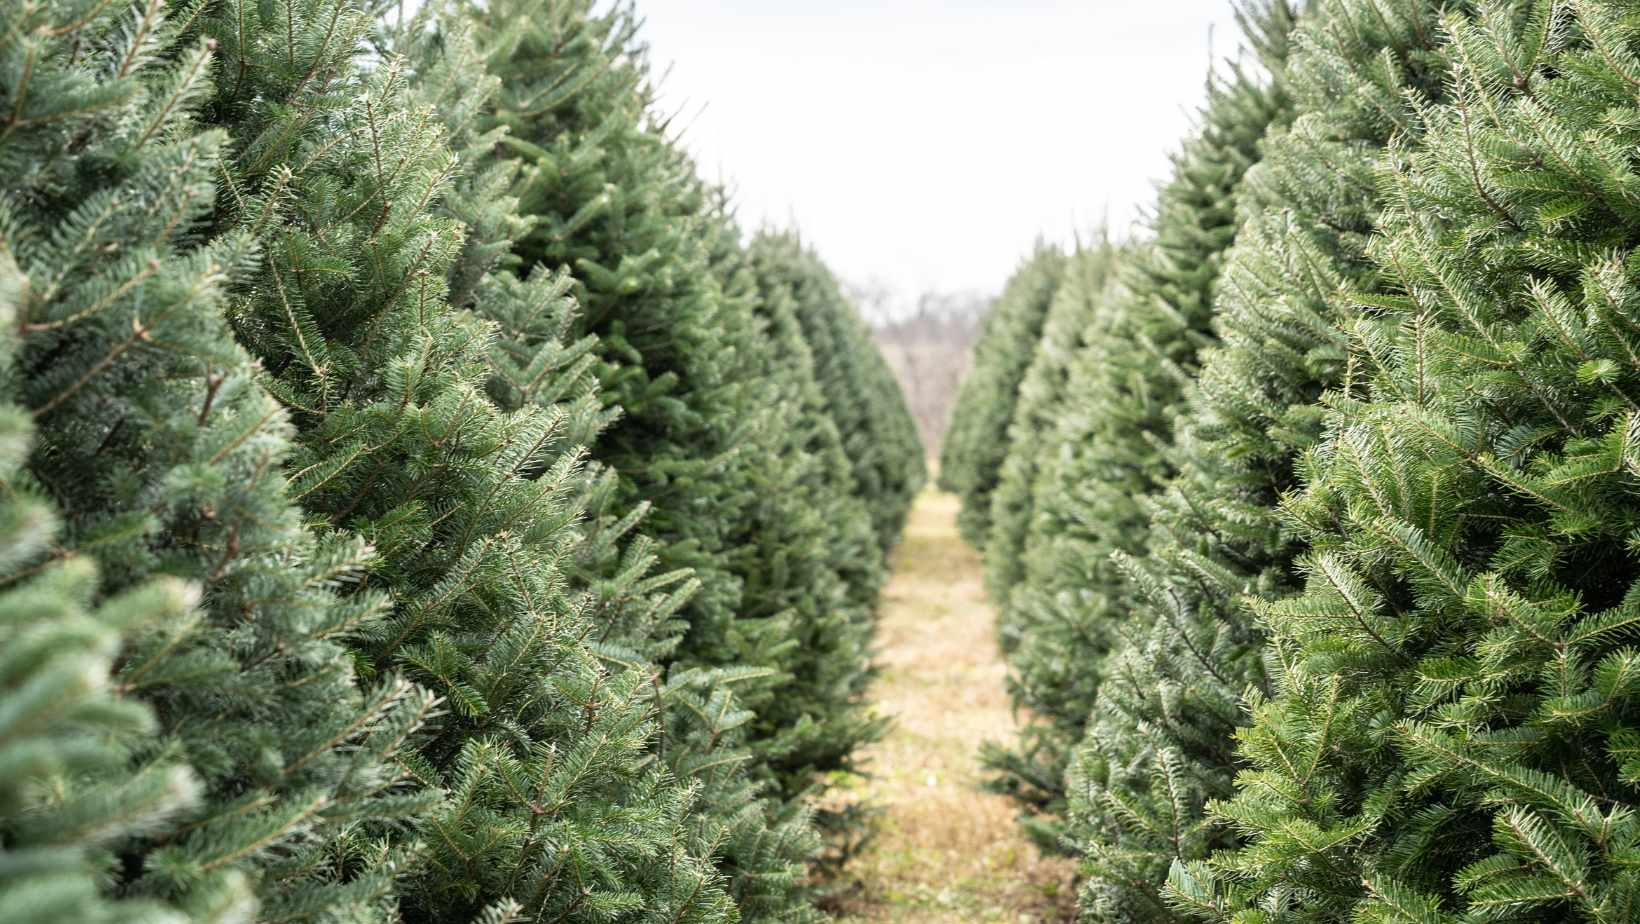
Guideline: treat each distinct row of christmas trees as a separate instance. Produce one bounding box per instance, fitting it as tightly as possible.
[0,0,924,921]
[945,0,1640,919]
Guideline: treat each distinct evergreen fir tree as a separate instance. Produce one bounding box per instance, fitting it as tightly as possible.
[394,13,825,917]
[4,1,437,916]
[476,0,897,821]
[1042,0,1478,917]
[941,245,1066,546]
[745,232,888,612]
[158,0,742,918]
[482,0,762,686]
[740,230,889,789]
[0,285,208,924]
[984,237,1123,605]
[1174,2,1640,918]
[985,9,1296,859]
[970,236,1128,840]
[774,240,925,549]
[1040,6,1309,918]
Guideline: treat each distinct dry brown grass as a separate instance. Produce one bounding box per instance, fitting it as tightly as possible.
[825,487,1077,923]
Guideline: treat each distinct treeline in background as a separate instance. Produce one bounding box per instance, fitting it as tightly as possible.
[0,0,923,921]
[944,0,1640,920]
[867,289,988,454]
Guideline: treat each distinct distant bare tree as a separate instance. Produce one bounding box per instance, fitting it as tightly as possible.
[853,283,990,456]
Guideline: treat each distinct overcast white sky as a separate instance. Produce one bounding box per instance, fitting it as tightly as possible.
[638,1,1243,310]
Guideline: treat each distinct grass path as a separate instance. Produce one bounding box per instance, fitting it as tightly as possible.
[828,487,1076,923]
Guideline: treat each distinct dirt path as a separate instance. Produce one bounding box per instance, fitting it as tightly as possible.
[829,488,1076,923]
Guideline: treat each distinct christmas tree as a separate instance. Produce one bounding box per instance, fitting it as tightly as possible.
[0,277,207,924]
[1176,1,1640,917]
[1049,0,1456,916]
[477,0,897,823]
[732,229,887,811]
[1040,7,1307,918]
[977,241,1127,837]
[940,246,1066,546]
[4,1,438,916]
[483,0,768,698]
[393,12,825,917]
[174,0,744,917]
[746,231,889,615]
[984,236,1123,604]
[771,236,926,548]
[981,8,1295,861]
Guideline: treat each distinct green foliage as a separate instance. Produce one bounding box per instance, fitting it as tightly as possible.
[983,238,1124,604]
[483,0,763,693]
[772,235,925,548]
[744,232,888,613]
[979,8,1296,867]
[397,13,826,917]
[941,245,1066,546]
[739,231,888,792]
[477,0,903,832]
[1045,1,1460,918]
[170,0,745,918]
[1176,2,1640,918]
[1044,7,1312,918]
[978,241,1126,841]
[0,0,925,920]
[0,297,201,924]
[3,1,436,916]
